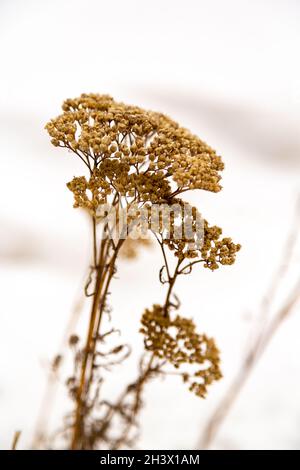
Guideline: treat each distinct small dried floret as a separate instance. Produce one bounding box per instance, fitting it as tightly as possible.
[66,169,111,213]
[69,334,79,346]
[120,237,152,260]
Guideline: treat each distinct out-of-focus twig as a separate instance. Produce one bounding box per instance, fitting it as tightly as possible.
[198,195,300,449]
[251,194,300,334]
[31,290,85,449]
[11,431,21,450]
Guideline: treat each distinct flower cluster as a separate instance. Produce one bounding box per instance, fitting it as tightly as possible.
[66,170,112,211]
[45,93,225,211]
[140,305,222,397]
[150,200,241,270]
[164,217,241,271]
[200,221,241,270]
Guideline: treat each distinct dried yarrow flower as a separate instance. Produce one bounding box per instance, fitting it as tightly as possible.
[140,305,222,398]
[45,93,225,214]
[44,94,241,450]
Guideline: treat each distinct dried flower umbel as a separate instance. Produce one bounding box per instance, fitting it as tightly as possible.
[45,94,240,449]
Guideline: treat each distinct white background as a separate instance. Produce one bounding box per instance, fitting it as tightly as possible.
[0,0,300,449]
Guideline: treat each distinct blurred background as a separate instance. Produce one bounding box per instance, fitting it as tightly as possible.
[0,0,300,450]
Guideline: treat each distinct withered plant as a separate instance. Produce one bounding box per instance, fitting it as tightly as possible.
[45,94,240,449]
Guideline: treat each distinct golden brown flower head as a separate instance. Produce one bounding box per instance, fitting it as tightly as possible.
[140,304,222,398]
[45,93,225,210]
[151,200,241,270]
[200,221,241,270]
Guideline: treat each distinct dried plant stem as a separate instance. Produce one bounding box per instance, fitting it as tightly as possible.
[92,216,98,267]
[71,220,125,450]
[71,234,109,449]
[117,260,182,445]
[164,272,177,313]
[91,252,181,449]
[112,355,156,450]
[154,233,181,315]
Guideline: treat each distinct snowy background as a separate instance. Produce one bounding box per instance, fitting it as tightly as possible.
[0,0,300,450]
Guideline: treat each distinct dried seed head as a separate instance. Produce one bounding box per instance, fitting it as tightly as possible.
[45,94,225,213]
[140,305,222,398]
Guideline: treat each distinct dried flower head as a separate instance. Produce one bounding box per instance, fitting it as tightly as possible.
[149,200,241,271]
[200,221,241,270]
[45,93,224,213]
[140,305,222,398]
